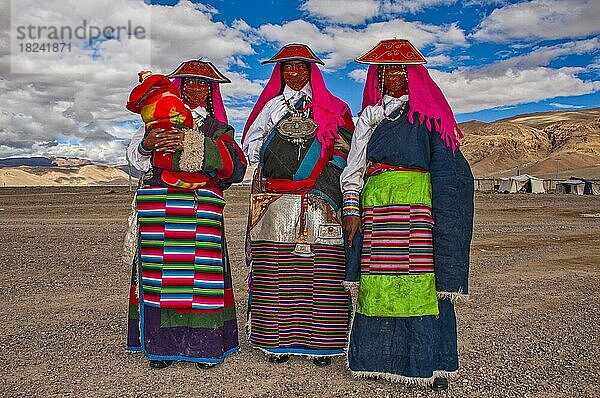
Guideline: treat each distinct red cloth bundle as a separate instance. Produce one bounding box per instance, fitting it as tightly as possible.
[126,71,194,171]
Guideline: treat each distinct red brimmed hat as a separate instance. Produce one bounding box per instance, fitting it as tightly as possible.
[167,60,231,83]
[356,39,427,65]
[262,43,325,65]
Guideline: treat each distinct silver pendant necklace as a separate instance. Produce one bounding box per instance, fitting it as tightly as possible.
[276,95,318,160]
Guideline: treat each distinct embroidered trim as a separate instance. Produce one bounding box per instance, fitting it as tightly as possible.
[437,290,469,303]
[341,281,359,305]
[179,127,205,172]
[253,346,344,359]
[122,192,138,267]
[351,369,458,386]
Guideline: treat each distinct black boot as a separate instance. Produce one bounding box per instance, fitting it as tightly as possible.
[431,377,448,391]
[313,357,331,367]
[195,362,216,370]
[268,355,290,364]
[149,360,173,369]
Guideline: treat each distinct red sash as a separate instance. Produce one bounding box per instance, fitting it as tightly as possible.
[264,143,333,194]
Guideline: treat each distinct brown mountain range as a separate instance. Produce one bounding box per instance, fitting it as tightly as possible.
[460,107,600,178]
[0,164,130,187]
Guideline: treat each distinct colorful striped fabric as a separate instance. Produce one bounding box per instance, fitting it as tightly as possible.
[249,241,349,353]
[137,187,225,310]
[361,204,434,274]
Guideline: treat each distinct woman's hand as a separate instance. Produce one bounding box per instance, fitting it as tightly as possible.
[141,129,160,152]
[343,215,361,247]
[150,128,185,153]
[334,136,350,152]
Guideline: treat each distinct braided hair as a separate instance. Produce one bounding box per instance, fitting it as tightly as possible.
[206,82,214,118]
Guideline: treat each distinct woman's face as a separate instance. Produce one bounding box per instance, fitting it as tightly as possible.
[282,61,310,91]
[383,65,408,97]
[182,78,210,107]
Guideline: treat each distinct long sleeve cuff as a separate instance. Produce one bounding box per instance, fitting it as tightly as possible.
[138,141,152,156]
[342,190,361,217]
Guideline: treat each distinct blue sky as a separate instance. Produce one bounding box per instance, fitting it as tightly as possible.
[1,0,598,164]
[151,0,600,124]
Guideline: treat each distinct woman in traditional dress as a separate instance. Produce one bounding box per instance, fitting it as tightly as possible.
[125,60,246,370]
[341,39,474,390]
[242,44,355,367]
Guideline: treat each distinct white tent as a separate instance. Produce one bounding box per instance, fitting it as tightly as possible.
[556,178,599,195]
[497,174,545,194]
[556,180,585,195]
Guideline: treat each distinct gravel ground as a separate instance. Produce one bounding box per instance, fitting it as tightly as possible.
[0,187,599,398]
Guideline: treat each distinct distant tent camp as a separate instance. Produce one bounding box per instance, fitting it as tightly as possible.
[497,174,545,194]
[556,177,600,195]
[589,182,600,195]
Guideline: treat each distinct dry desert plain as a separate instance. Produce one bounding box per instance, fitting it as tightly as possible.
[0,186,599,398]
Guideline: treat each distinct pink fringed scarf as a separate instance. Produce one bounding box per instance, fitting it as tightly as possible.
[361,64,463,152]
[242,63,353,152]
[172,77,228,124]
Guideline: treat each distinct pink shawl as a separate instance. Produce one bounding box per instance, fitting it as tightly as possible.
[172,77,228,124]
[361,64,462,151]
[242,63,353,152]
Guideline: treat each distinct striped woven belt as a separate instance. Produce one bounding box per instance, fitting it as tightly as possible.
[366,163,428,177]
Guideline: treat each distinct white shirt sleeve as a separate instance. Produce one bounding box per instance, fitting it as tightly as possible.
[340,105,381,194]
[242,96,284,164]
[340,95,409,194]
[126,126,151,172]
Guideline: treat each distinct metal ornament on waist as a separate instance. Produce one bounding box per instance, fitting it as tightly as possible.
[292,236,314,258]
[276,116,317,145]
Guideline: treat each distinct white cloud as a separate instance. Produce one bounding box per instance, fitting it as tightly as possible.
[220,71,265,100]
[146,1,254,70]
[348,68,368,83]
[299,0,380,25]
[431,66,600,114]
[223,106,255,140]
[225,106,254,124]
[258,19,468,69]
[0,0,257,165]
[479,38,600,75]
[349,56,600,115]
[490,105,517,111]
[380,0,455,15]
[298,0,462,24]
[427,54,454,66]
[473,0,600,42]
[0,140,129,165]
[549,102,586,109]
